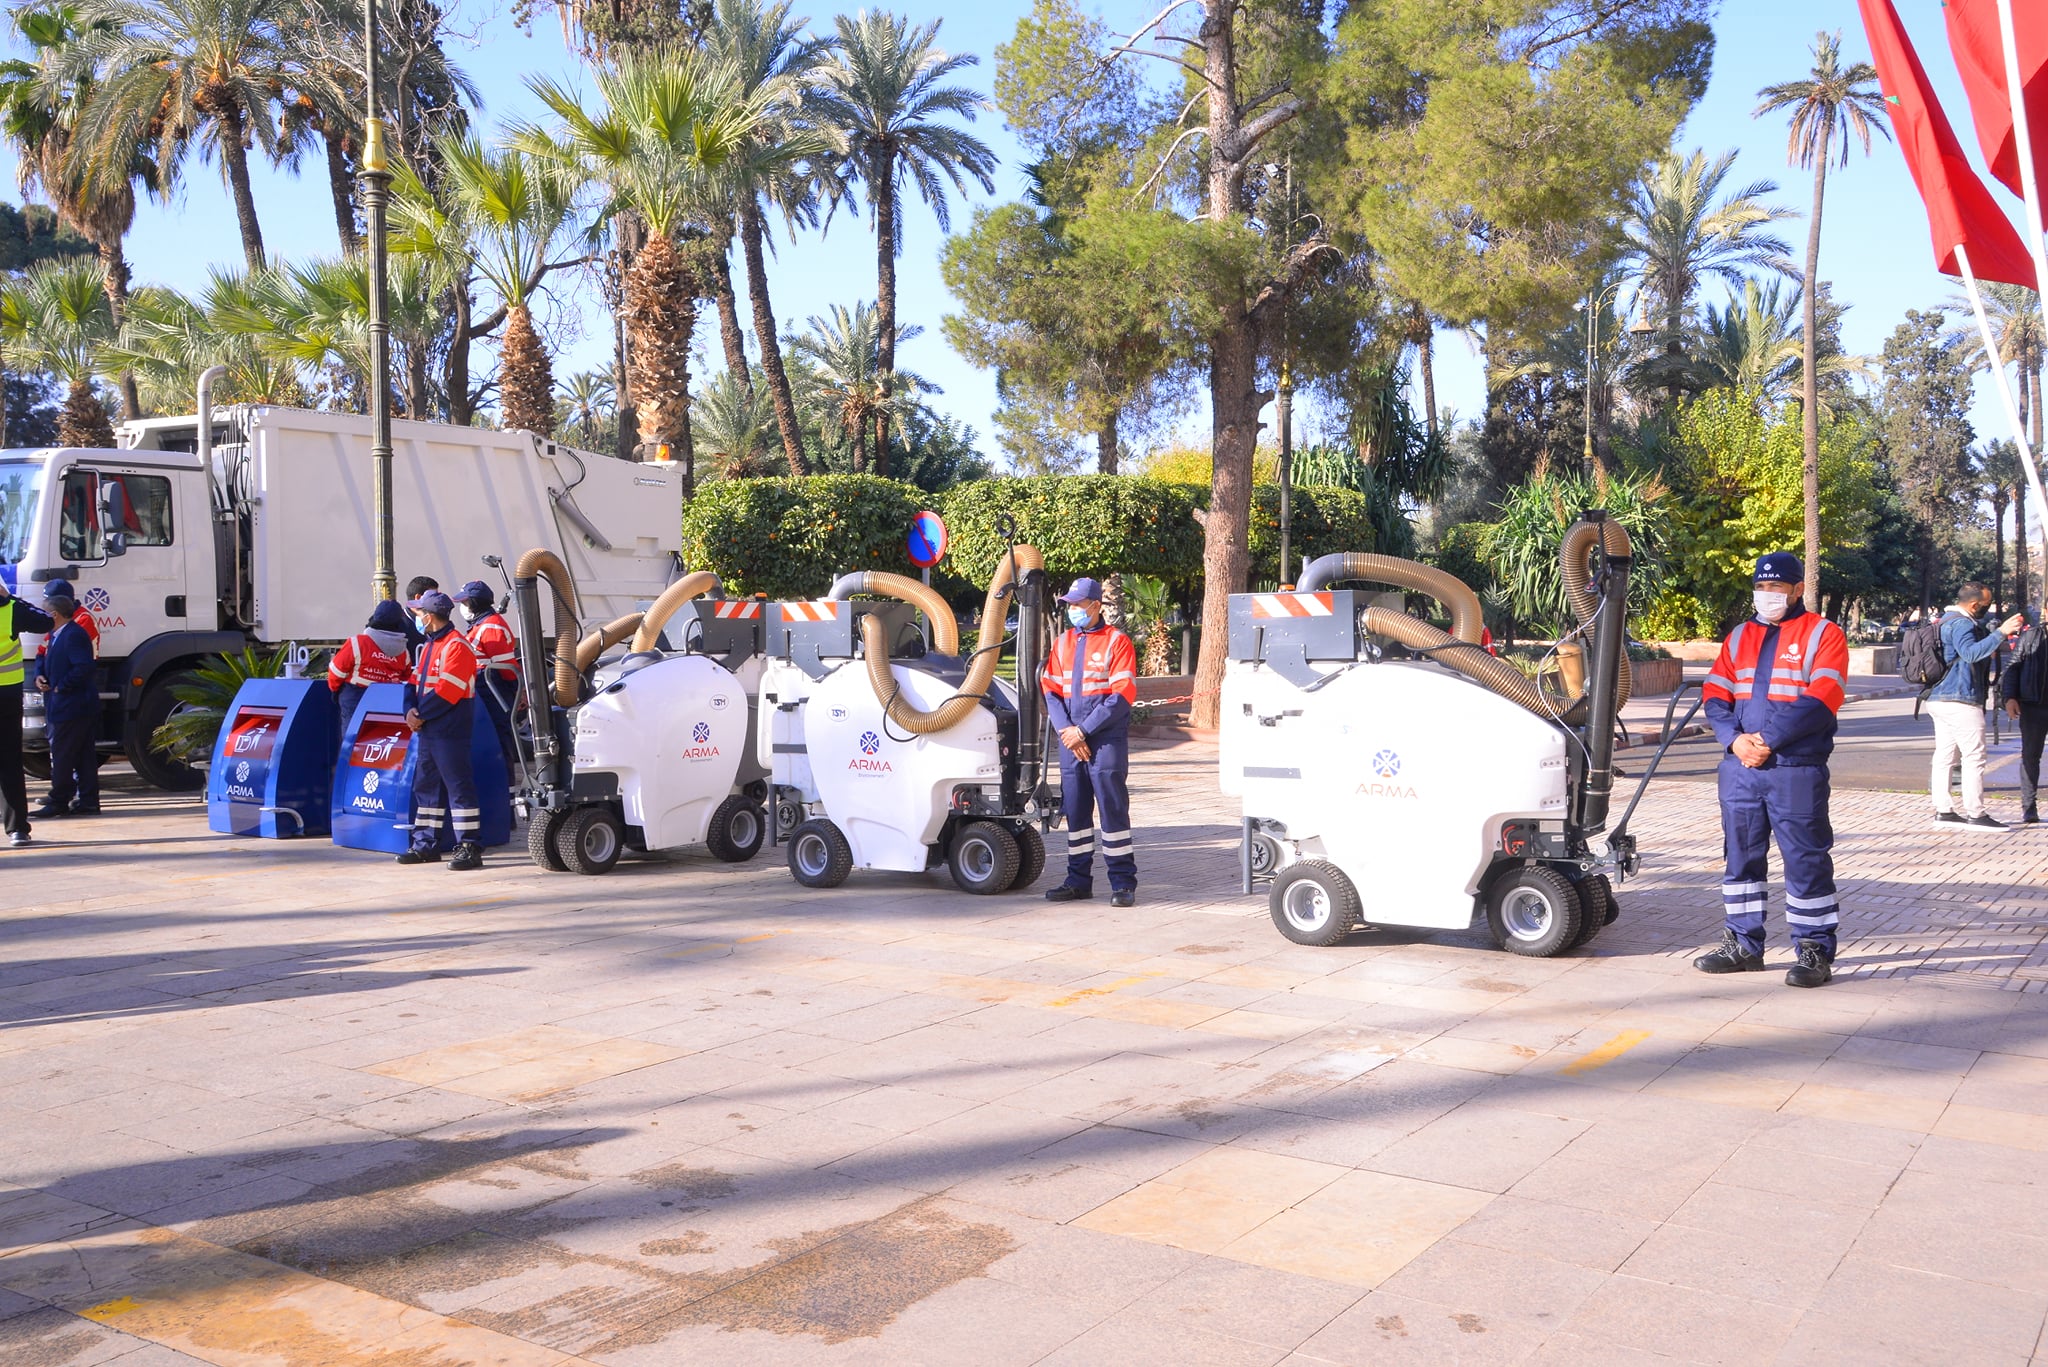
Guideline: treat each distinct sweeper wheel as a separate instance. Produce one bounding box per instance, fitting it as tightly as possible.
[1486,864,1583,957]
[1009,824,1046,891]
[949,821,1020,895]
[529,809,569,872]
[788,819,853,889]
[1268,860,1362,947]
[706,794,767,863]
[1570,873,1618,949]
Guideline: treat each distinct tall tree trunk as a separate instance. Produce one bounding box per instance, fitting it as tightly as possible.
[445,281,474,426]
[1798,133,1829,613]
[1418,323,1437,441]
[59,378,114,447]
[325,127,359,254]
[216,103,267,272]
[98,239,141,420]
[622,232,696,490]
[872,148,896,479]
[407,344,429,421]
[499,302,554,435]
[739,197,808,476]
[708,217,750,395]
[1096,411,1119,474]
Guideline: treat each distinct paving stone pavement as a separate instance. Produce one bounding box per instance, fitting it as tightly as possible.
[3,739,2048,1366]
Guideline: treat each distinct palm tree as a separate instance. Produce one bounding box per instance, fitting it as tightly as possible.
[556,368,615,446]
[515,47,766,494]
[693,365,781,478]
[4,259,118,444]
[710,0,838,477]
[397,136,576,435]
[788,299,930,472]
[1755,31,1889,610]
[104,273,304,410]
[1622,149,1797,400]
[1698,279,1804,403]
[62,0,302,272]
[817,10,993,473]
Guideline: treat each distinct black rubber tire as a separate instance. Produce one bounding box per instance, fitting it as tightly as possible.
[529,809,570,872]
[706,794,767,863]
[1009,824,1046,891]
[21,750,50,781]
[787,818,853,888]
[556,806,624,875]
[1570,873,1618,949]
[1486,864,1584,958]
[1268,859,1362,946]
[1248,831,1283,880]
[950,820,1020,895]
[125,670,205,792]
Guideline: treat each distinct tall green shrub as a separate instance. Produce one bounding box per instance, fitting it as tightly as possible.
[679,475,926,598]
[941,475,1205,587]
[1479,472,1667,636]
[1248,484,1378,584]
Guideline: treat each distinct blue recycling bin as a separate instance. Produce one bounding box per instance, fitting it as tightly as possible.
[330,682,511,854]
[207,679,338,838]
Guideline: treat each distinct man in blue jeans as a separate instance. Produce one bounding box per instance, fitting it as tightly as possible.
[1927,582,2024,831]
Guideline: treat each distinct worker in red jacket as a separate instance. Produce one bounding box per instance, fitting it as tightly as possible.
[1040,577,1140,907]
[400,591,484,870]
[456,580,520,775]
[327,600,413,730]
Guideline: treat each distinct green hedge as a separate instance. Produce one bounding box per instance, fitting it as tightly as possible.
[679,474,927,598]
[1247,484,1377,584]
[940,476,1204,588]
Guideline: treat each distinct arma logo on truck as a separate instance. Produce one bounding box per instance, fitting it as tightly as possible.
[79,586,124,629]
[849,729,892,774]
[679,718,721,762]
[1355,748,1418,799]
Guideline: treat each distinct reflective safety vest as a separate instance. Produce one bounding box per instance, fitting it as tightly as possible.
[1703,612,1849,714]
[327,632,413,691]
[1040,624,1138,707]
[416,629,481,706]
[0,600,21,685]
[465,610,519,679]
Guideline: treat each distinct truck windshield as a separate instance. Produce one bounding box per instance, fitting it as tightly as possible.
[0,463,40,564]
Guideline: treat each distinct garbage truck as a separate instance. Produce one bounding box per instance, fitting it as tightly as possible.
[0,378,683,789]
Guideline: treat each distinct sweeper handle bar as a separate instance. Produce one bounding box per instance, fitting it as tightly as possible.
[1605,680,1708,868]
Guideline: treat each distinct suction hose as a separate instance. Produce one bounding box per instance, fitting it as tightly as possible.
[1298,553,1486,644]
[1560,518,1633,714]
[576,614,643,672]
[835,549,1045,736]
[513,548,582,707]
[629,571,723,654]
[1359,608,1584,723]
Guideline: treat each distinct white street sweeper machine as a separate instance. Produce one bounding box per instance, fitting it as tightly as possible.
[760,542,1057,894]
[1222,512,1643,956]
[508,550,772,874]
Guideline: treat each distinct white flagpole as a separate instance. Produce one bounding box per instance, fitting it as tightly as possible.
[1993,0,2048,594]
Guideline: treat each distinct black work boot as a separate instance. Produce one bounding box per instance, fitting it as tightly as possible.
[1110,889,1136,908]
[1786,940,1833,989]
[1693,929,1764,975]
[449,842,483,871]
[396,845,441,865]
[1044,884,1092,902]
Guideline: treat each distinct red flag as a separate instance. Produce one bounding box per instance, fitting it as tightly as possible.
[1859,0,2037,286]
[1943,0,2048,200]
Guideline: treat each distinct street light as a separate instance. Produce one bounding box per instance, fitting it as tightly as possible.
[360,0,395,605]
[1574,282,1655,477]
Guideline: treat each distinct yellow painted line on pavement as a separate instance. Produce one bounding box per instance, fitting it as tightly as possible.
[1559,1029,1653,1076]
[663,928,796,959]
[1047,973,1160,1009]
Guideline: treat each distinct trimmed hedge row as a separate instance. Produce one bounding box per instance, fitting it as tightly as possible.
[678,473,1379,598]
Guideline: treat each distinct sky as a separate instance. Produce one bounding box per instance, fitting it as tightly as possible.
[0,0,2030,460]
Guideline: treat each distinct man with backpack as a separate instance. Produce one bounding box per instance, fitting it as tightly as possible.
[1998,608,2048,824]
[1922,583,2025,831]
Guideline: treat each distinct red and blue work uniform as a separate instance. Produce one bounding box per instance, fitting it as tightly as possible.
[327,629,412,732]
[406,625,482,850]
[1041,622,1139,893]
[1701,606,1850,959]
[38,617,99,814]
[464,609,521,772]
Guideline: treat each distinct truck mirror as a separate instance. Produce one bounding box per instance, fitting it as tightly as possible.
[104,530,127,558]
[98,477,130,536]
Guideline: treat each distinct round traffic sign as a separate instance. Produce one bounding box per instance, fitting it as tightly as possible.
[907,511,948,568]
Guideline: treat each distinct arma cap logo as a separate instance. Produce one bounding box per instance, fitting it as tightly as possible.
[692,721,711,743]
[859,731,881,755]
[1371,749,1401,778]
[234,761,250,783]
[849,729,891,774]
[363,771,379,795]
[82,587,111,613]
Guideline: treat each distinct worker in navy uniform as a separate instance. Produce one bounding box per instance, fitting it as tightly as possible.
[454,580,520,775]
[402,575,440,656]
[1040,577,1140,907]
[33,589,100,819]
[1694,553,1852,988]
[400,590,485,870]
[0,575,56,846]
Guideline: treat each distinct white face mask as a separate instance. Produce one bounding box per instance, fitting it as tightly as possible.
[1752,589,1791,624]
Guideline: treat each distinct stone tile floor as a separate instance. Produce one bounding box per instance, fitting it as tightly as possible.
[3,737,2047,1365]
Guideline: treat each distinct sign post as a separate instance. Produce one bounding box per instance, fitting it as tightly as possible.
[908,512,948,648]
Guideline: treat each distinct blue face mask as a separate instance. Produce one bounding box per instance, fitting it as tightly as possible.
[1067,606,1093,628]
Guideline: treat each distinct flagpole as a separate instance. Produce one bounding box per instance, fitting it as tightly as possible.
[1958,245,2048,592]
[1994,0,2048,597]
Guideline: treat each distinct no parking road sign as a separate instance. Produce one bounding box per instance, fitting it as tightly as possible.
[908,511,948,568]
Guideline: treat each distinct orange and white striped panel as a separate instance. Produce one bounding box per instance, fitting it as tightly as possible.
[780,601,841,622]
[713,601,763,619]
[1249,592,1335,619]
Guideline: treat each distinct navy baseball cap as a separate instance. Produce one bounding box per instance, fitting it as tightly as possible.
[456,580,493,607]
[407,589,455,617]
[1753,553,1803,586]
[41,578,74,600]
[1060,577,1105,604]
[367,600,408,632]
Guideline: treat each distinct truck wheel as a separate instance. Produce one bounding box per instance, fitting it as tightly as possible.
[1570,873,1618,949]
[529,809,570,872]
[1009,824,1046,891]
[21,751,50,781]
[706,794,767,863]
[126,670,205,792]
[1486,865,1584,958]
[788,819,852,888]
[557,806,623,875]
[1268,860,1362,946]
[949,821,1020,895]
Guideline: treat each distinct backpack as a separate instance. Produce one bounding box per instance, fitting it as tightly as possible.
[1898,619,1949,690]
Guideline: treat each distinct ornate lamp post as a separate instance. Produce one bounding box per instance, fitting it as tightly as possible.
[1277,359,1294,584]
[360,0,396,604]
